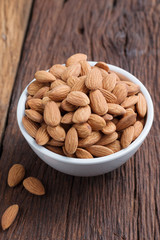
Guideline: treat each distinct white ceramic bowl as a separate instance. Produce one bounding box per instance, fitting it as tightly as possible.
[17,62,154,177]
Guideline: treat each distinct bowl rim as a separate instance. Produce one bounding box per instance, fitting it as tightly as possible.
[17,62,154,165]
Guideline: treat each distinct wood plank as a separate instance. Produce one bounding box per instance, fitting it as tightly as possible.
[0,0,159,239]
[0,0,33,144]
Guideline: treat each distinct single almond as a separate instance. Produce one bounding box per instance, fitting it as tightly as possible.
[22,116,39,138]
[102,113,113,121]
[67,91,90,107]
[95,62,109,72]
[23,177,45,195]
[107,103,126,115]
[44,101,61,127]
[61,112,74,124]
[86,145,113,157]
[50,79,67,89]
[27,81,45,95]
[121,126,134,148]
[49,64,66,78]
[66,53,87,66]
[88,114,106,130]
[76,148,93,158]
[67,76,79,87]
[65,127,78,154]
[27,98,44,112]
[35,70,56,83]
[62,146,76,157]
[1,204,19,230]
[71,76,88,94]
[97,132,118,145]
[36,124,50,145]
[45,145,64,155]
[47,125,66,141]
[8,164,25,187]
[102,121,116,135]
[48,85,71,101]
[74,123,92,138]
[136,93,147,118]
[61,99,77,112]
[121,95,139,108]
[133,121,143,140]
[116,114,137,131]
[106,140,121,153]
[89,90,108,115]
[25,109,43,123]
[33,86,50,99]
[127,83,140,96]
[47,139,64,147]
[99,88,117,103]
[61,63,81,81]
[112,83,128,104]
[85,68,102,90]
[102,73,116,92]
[80,60,91,75]
[78,131,101,148]
[72,105,91,123]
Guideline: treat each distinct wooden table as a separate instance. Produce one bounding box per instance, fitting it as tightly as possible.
[0,0,159,239]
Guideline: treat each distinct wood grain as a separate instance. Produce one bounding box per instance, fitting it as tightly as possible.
[0,0,160,239]
[0,0,33,143]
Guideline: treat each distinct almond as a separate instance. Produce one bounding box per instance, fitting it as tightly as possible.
[49,64,66,78]
[99,68,109,79]
[95,62,109,72]
[72,105,91,123]
[47,125,66,141]
[127,83,140,96]
[106,140,121,153]
[76,148,93,158]
[65,127,78,154]
[80,60,91,75]
[121,95,139,108]
[67,76,79,87]
[44,101,61,127]
[121,126,134,148]
[112,83,128,104]
[109,71,120,81]
[35,70,56,83]
[78,131,101,148]
[33,86,50,99]
[74,123,92,138]
[47,139,64,147]
[25,109,43,123]
[62,146,76,157]
[61,99,77,112]
[102,121,116,135]
[48,85,71,101]
[71,76,88,94]
[27,81,45,95]
[50,80,67,89]
[27,98,44,112]
[99,88,117,103]
[97,132,118,145]
[1,204,19,230]
[35,124,50,145]
[45,145,64,155]
[107,103,126,115]
[116,113,137,131]
[67,91,90,106]
[89,90,108,115]
[42,96,51,106]
[66,53,87,66]
[61,63,81,81]
[102,113,113,121]
[136,93,147,118]
[85,68,102,90]
[123,108,135,117]
[133,121,143,140]
[23,177,45,195]
[88,114,106,130]
[61,112,74,124]
[22,116,39,138]
[102,73,116,92]
[8,164,25,187]
[86,145,113,157]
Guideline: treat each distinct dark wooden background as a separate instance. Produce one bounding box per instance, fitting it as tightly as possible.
[0,0,159,239]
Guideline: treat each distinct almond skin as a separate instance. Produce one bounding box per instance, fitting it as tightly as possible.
[86,145,113,157]
[48,85,71,101]
[133,121,143,140]
[102,73,116,92]
[61,63,81,81]
[27,81,45,95]
[35,70,56,83]
[121,95,139,108]
[116,114,137,131]
[136,93,147,118]
[67,91,90,107]
[36,124,50,145]
[27,98,44,112]
[89,90,108,115]
[76,148,93,158]
[49,64,66,78]
[95,62,109,72]
[102,121,116,135]
[78,131,101,148]
[47,125,66,141]
[66,53,87,66]
[44,101,61,127]
[88,114,106,130]
[23,177,45,195]
[99,88,117,103]
[8,164,25,187]
[74,123,92,138]
[106,140,121,153]
[22,116,39,138]
[61,99,77,112]
[121,126,134,148]
[61,112,74,124]
[1,204,19,230]
[107,103,126,115]
[97,132,118,146]
[85,68,103,90]
[112,83,128,104]
[65,127,78,154]
[72,105,91,123]
[25,109,43,123]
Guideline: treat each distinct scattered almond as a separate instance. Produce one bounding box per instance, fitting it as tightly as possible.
[23,177,45,195]
[1,204,19,230]
[8,164,25,187]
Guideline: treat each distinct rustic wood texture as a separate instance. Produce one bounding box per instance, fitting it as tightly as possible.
[0,0,33,143]
[0,0,160,239]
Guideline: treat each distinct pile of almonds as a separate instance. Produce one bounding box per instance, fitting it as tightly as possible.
[23,53,147,158]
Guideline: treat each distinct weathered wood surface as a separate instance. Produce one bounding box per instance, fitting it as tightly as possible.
[0,0,160,239]
[0,0,33,144]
